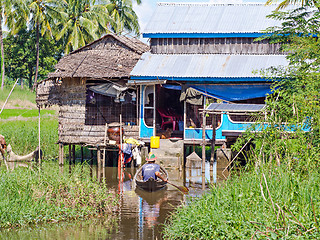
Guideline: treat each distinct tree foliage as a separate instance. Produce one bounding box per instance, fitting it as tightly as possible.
[266,0,320,10]
[234,7,320,172]
[1,0,141,88]
[4,29,63,89]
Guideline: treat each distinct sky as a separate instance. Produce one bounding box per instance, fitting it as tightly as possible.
[133,0,269,41]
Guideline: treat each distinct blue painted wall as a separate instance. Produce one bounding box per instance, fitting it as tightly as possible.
[140,85,154,138]
[185,114,253,140]
[139,86,255,140]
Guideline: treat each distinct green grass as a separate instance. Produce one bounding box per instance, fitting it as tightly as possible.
[0,109,56,119]
[0,117,59,159]
[163,168,320,239]
[0,87,36,105]
[0,162,118,229]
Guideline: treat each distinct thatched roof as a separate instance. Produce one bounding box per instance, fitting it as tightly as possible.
[36,78,61,107]
[48,33,149,79]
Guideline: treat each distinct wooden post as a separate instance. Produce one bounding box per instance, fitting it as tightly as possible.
[59,143,64,165]
[103,123,107,179]
[202,111,206,174]
[202,172,206,190]
[72,145,76,164]
[210,114,216,172]
[90,149,93,178]
[68,144,72,165]
[119,114,123,180]
[97,147,101,182]
[38,107,41,166]
[81,146,84,164]
[90,150,93,166]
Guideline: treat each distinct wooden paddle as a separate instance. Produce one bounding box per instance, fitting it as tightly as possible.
[167,181,189,194]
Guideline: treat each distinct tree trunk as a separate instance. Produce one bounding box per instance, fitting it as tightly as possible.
[32,22,40,91]
[0,12,5,91]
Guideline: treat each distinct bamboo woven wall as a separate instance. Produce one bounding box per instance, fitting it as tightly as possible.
[150,38,283,55]
[58,78,139,145]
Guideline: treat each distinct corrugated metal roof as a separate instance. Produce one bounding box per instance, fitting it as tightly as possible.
[206,103,265,112]
[144,3,290,34]
[130,52,288,78]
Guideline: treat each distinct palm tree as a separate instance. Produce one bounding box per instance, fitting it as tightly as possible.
[55,0,113,54]
[266,0,319,9]
[0,0,16,90]
[27,0,61,90]
[106,0,140,35]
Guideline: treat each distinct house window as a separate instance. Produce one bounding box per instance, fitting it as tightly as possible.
[144,85,154,127]
[206,114,222,128]
[85,89,137,125]
[186,103,202,128]
[228,114,257,123]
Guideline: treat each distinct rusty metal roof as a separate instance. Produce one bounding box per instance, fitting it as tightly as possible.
[130,52,288,79]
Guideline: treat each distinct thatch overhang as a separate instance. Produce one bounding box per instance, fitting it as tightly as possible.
[48,34,149,79]
[37,34,149,107]
[36,78,62,108]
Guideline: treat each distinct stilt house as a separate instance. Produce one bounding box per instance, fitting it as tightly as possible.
[130,3,289,147]
[36,34,149,161]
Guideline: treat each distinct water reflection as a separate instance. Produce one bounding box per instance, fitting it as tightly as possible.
[0,162,216,240]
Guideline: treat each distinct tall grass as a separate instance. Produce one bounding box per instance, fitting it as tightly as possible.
[0,162,118,229]
[0,117,59,159]
[163,168,320,239]
[0,87,36,106]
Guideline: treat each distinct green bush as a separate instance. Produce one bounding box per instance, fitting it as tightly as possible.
[0,162,118,229]
[163,168,320,239]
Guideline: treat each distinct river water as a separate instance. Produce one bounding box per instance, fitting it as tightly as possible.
[0,162,216,240]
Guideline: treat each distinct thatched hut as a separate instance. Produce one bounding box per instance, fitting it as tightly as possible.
[36,33,149,165]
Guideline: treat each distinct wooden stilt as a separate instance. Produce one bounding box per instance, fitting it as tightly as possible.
[90,150,93,166]
[72,145,76,164]
[202,172,206,190]
[59,143,64,165]
[103,123,107,180]
[81,146,84,164]
[97,148,101,182]
[102,148,106,180]
[202,112,206,174]
[90,149,93,178]
[38,107,41,166]
[210,114,216,173]
[68,144,72,165]
[120,114,123,180]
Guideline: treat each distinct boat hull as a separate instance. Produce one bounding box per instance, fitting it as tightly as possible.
[134,165,168,192]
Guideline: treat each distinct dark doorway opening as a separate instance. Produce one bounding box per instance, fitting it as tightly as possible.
[156,85,183,138]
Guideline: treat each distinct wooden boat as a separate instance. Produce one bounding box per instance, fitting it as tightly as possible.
[133,164,168,192]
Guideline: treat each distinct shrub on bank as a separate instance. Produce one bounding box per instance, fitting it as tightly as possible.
[0,162,118,229]
[163,169,320,239]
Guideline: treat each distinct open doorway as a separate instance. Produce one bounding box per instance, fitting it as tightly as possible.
[156,84,183,138]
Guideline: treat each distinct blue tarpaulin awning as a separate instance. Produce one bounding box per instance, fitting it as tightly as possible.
[189,84,273,101]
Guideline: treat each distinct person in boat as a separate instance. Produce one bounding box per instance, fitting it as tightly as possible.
[142,153,167,182]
